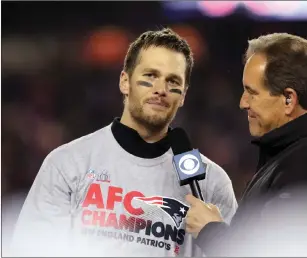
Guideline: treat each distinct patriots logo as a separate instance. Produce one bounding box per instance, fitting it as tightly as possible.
[134,196,189,229]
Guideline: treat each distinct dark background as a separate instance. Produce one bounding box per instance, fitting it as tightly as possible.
[2,1,307,247]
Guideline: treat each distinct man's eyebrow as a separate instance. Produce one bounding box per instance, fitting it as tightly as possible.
[142,68,183,83]
[142,68,161,74]
[167,73,183,84]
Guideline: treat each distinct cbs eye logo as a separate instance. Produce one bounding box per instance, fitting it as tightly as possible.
[178,154,200,175]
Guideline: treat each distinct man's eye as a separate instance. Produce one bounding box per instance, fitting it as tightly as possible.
[144,73,156,78]
[248,90,256,95]
[168,79,180,86]
[245,87,257,95]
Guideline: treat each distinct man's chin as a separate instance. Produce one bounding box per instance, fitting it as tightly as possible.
[130,105,175,130]
[249,126,265,138]
[145,115,169,128]
[138,113,171,129]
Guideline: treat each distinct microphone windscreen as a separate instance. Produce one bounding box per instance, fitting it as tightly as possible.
[169,128,192,155]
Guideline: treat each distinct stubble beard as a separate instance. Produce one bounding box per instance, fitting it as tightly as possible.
[128,99,176,133]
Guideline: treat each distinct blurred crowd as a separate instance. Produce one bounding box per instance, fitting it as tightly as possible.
[2,2,307,232]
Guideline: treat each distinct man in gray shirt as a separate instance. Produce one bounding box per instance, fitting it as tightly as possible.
[11,28,237,257]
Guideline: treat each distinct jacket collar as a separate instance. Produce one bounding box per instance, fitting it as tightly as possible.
[252,113,307,169]
[252,113,307,149]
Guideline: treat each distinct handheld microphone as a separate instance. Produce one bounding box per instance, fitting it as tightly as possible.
[169,128,207,201]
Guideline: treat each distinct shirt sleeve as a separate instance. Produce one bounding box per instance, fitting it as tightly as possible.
[10,153,74,256]
[197,162,238,256]
[199,156,238,225]
[210,181,238,224]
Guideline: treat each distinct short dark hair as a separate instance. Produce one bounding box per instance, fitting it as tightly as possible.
[123,28,194,88]
[244,33,307,109]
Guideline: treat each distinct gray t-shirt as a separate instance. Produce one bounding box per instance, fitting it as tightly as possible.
[10,123,237,257]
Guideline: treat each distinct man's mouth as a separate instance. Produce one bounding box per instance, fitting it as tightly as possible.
[248,115,257,122]
[248,112,256,119]
[146,99,169,108]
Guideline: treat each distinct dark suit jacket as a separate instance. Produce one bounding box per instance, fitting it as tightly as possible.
[197,114,307,256]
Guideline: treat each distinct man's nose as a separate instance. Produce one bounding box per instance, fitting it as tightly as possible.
[239,91,249,110]
[153,80,167,96]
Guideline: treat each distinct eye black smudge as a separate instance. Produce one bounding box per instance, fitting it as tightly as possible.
[137,80,153,87]
[169,89,182,95]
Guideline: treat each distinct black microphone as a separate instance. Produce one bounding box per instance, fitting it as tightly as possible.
[169,128,207,201]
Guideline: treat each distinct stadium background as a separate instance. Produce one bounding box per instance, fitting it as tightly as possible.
[2,0,307,249]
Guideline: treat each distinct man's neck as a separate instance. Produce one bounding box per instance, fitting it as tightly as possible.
[288,108,307,123]
[120,111,168,143]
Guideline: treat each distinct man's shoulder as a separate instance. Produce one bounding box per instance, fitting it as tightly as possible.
[200,154,231,185]
[271,137,307,188]
[45,124,113,163]
[199,154,238,222]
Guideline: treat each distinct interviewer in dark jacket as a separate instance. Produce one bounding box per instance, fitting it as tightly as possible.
[185,33,307,256]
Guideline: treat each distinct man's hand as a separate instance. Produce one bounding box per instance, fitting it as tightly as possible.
[185,194,224,238]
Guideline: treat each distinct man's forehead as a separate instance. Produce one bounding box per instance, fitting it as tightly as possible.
[138,47,185,63]
[243,54,267,80]
[245,54,267,72]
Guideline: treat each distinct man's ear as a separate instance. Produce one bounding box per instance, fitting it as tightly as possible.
[119,71,129,96]
[284,87,298,115]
